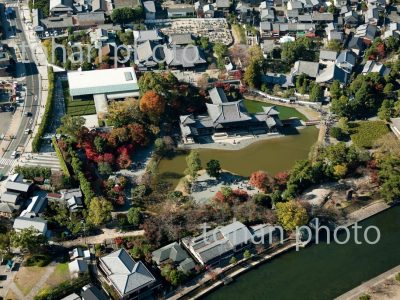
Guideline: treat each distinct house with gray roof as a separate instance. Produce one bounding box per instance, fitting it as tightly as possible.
[81,284,108,300]
[0,191,22,205]
[291,60,320,78]
[367,6,379,25]
[179,87,282,143]
[362,60,391,76]
[181,221,253,265]
[13,216,48,235]
[99,249,158,299]
[50,0,74,16]
[144,1,156,20]
[152,242,196,274]
[335,50,356,73]
[91,0,106,12]
[355,24,377,44]
[215,0,231,15]
[0,203,17,218]
[319,50,338,63]
[168,33,193,46]
[312,12,334,22]
[69,259,89,278]
[262,73,294,88]
[163,46,207,69]
[133,30,164,44]
[5,181,33,195]
[344,11,359,27]
[346,36,365,56]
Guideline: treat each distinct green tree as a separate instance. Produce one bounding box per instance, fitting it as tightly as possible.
[10,228,47,254]
[309,83,323,102]
[229,256,238,264]
[378,99,393,121]
[337,117,350,134]
[252,193,272,207]
[111,7,142,24]
[243,250,251,259]
[58,115,85,140]
[199,37,210,50]
[185,150,202,180]
[94,136,106,153]
[243,59,262,88]
[0,233,11,254]
[127,207,142,227]
[330,127,345,141]
[276,201,308,231]
[98,162,113,176]
[383,83,394,95]
[206,159,222,179]
[326,40,341,52]
[87,197,113,226]
[329,80,341,99]
[331,95,351,117]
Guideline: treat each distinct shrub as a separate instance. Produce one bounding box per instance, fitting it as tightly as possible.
[350,121,390,149]
[395,272,400,282]
[26,254,51,267]
[32,68,55,152]
[52,137,71,177]
[14,166,51,179]
[359,295,371,300]
[330,127,346,141]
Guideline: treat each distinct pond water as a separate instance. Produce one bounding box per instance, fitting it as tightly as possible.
[157,126,318,187]
[203,206,400,300]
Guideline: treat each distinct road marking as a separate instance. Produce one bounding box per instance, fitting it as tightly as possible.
[0,157,15,166]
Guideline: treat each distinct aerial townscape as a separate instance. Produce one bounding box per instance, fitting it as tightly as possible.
[0,0,400,299]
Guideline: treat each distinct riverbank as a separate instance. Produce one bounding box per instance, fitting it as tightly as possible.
[335,265,400,300]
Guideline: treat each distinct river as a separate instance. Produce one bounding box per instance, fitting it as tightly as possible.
[158,126,318,187]
[203,206,400,300]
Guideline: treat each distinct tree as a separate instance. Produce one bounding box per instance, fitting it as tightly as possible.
[127,207,142,228]
[329,80,341,99]
[243,59,262,88]
[206,159,222,179]
[383,83,394,95]
[110,7,142,24]
[337,117,350,134]
[108,99,144,127]
[10,228,47,254]
[243,249,251,259]
[185,150,202,180]
[58,115,86,140]
[87,197,113,226]
[229,256,238,264]
[0,233,11,254]
[252,193,272,207]
[309,84,323,102]
[139,91,165,122]
[331,95,351,117]
[330,127,345,141]
[94,136,106,153]
[326,40,341,52]
[98,162,113,176]
[333,164,348,178]
[199,36,210,50]
[276,201,308,231]
[249,171,272,192]
[378,99,393,121]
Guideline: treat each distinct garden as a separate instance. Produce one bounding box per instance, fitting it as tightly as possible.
[243,99,307,121]
[349,121,390,149]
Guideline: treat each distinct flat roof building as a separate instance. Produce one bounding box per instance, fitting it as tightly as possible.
[67,67,140,100]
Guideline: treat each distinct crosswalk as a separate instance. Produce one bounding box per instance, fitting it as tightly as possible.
[0,157,15,166]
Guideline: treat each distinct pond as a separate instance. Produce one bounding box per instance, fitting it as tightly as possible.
[157,126,319,187]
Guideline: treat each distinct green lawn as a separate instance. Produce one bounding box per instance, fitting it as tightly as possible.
[243,99,307,121]
[62,81,96,116]
[349,121,390,149]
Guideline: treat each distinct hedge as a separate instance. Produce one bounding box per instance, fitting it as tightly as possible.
[34,274,90,300]
[14,165,51,179]
[68,150,95,204]
[32,68,55,152]
[51,137,71,177]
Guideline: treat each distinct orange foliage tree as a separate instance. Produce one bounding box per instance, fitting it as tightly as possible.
[139,91,165,122]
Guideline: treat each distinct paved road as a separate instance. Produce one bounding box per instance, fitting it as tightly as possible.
[0,3,40,175]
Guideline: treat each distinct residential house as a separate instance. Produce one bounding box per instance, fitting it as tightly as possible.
[249,224,280,247]
[334,0,347,7]
[50,0,74,16]
[143,1,156,20]
[81,284,108,300]
[20,195,47,217]
[346,36,365,56]
[0,191,22,206]
[167,5,195,18]
[343,11,359,27]
[0,203,16,218]
[261,39,275,56]
[203,4,215,18]
[135,41,164,70]
[181,221,253,266]
[179,87,282,143]
[69,259,89,278]
[366,6,379,25]
[152,242,196,274]
[260,21,272,37]
[40,15,74,32]
[69,247,91,261]
[319,49,338,64]
[362,60,391,76]
[5,180,33,196]
[91,0,106,12]
[215,0,231,15]
[260,8,275,22]
[298,13,313,23]
[99,249,158,299]
[291,60,320,78]
[13,216,48,236]
[61,293,81,300]
[354,24,377,45]
[383,22,400,39]
[335,49,356,73]
[325,23,344,42]
[312,12,334,23]
[73,12,105,29]
[89,28,109,49]
[287,0,303,11]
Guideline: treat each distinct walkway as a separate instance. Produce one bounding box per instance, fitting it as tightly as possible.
[61,228,144,247]
[335,265,400,300]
